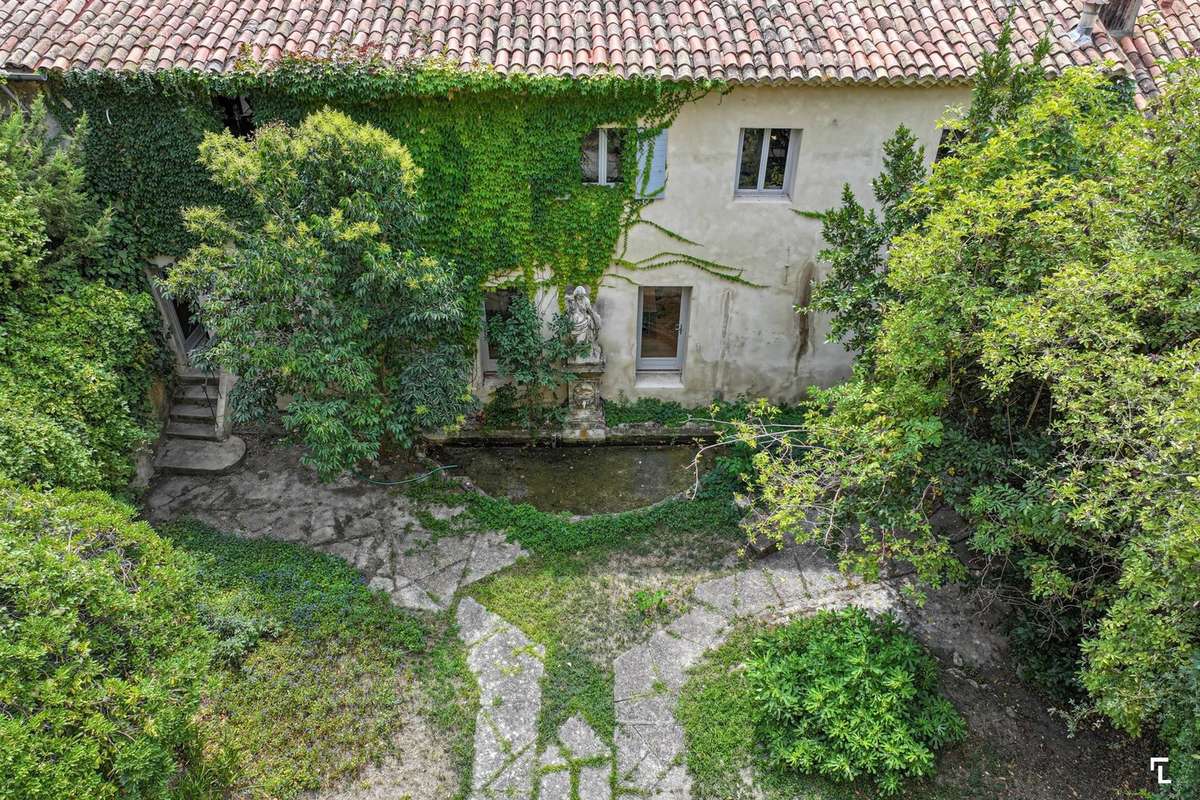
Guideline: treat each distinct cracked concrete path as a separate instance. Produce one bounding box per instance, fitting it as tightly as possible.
[458,545,896,800]
[457,598,546,800]
[612,543,899,799]
[144,443,523,611]
[538,715,613,800]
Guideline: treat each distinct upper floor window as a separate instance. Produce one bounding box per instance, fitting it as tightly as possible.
[735,127,799,198]
[214,95,255,138]
[582,127,625,186]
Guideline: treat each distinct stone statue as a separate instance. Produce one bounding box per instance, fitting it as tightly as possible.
[567,285,602,363]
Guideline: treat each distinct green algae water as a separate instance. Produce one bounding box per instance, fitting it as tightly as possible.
[438,445,708,515]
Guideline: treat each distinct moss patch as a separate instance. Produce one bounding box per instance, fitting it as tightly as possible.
[163,521,476,800]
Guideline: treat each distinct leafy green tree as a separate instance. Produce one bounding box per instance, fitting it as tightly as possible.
[960,25,1054,145]
[0,96,157,490]
[742,62,1200,771]
[0,484,212,800]
[485,292,586,429]
[0,97,109,300]
[801,125,926,365]
[166,109,475,478]
[802,24,1052,369]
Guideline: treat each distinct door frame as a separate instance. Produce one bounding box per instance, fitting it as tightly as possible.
[144,261,210,368]
[635,286,690,371]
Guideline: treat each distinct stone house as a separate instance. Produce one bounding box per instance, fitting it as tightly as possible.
[2,0,1197,413]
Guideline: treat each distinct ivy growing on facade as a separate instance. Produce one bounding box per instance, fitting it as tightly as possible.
[52,57,724,305]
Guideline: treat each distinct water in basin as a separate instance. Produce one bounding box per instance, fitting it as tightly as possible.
[437,444,706,515]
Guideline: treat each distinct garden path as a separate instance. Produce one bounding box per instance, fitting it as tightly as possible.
[144,445,524,610]
[457,542,896,800]
[610,542,898,799]
[144,442,897,800]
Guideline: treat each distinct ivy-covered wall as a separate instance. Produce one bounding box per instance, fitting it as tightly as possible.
[53,62,714,305]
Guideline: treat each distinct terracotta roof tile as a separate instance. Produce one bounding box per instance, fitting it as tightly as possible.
[0,0,1195,98]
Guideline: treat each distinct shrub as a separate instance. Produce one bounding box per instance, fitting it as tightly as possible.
[486,292,584,429]
[0,485,211,800]
[0,283,159,490]
[1157,655,1199,800]
[746,607,964,795]
[0,97,110,298]
[1,97,160,492]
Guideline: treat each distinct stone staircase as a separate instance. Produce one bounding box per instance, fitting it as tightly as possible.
[166,373,221,440]
[154,370,246,476]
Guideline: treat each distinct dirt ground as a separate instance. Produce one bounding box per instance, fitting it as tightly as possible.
[902,585,1156,800]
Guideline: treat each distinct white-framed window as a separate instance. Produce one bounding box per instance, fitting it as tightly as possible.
[581,127,625,186]
[636,286,690,372]
[479,290,517,374]
[734,127,800,198]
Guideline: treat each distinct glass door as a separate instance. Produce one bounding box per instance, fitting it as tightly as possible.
[636,287,689,371]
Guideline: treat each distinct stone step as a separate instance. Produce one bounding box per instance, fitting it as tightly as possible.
[154,435,246,476]
[175,368,218,385]
[165,421,220,441]
[174,383,218,402]
[169,402,216,422]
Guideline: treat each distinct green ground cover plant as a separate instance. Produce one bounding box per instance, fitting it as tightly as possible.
[604,396,807,429]
[461,455,746,750]
[0,486,212,800]
[161,521,476,800]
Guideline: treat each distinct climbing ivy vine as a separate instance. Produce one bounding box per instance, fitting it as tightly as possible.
[52,56,724,305]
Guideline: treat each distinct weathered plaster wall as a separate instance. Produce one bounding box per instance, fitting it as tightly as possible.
[0,78,60,136]
[586,82,970,406]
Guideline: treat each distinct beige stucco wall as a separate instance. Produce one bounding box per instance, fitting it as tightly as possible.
[580,82,970,407]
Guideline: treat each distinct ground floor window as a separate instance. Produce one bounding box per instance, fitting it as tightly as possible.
[636,286,689,372]
[480,290,516,373]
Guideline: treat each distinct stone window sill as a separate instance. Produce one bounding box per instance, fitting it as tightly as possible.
[634,371,684,389]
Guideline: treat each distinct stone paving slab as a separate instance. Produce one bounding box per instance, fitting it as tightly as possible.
[457,598,545,800]
[579,765,612,800]
[559,715,607,760]
[613,544,898,800]
[539,769,571,800]
[690,570,779,618]
[663,607,727,650]
[539,715,614,800]
[144,449,525,612]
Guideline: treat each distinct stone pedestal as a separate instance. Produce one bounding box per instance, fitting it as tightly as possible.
[563,360,606,442]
